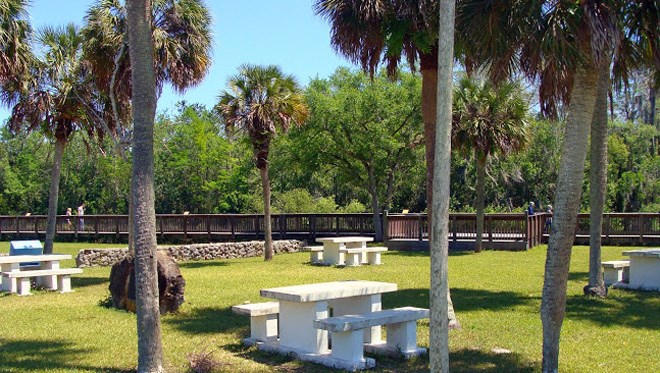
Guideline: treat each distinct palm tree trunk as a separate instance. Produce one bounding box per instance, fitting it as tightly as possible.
[430,1,455,371]
[586,64,609,297]
[126,0,163,372]
[541,67,598,373]
[44,137,66,254]
[260,166,273,261]
[475,150,486,253]
[422,43,460,332]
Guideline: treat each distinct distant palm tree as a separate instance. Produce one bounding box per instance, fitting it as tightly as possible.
[0,0,33,106]
[216,65,308,261]
[452,78,529,253]
[9,24,104,254]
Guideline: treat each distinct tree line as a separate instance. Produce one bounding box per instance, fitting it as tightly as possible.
[1,73,658,217]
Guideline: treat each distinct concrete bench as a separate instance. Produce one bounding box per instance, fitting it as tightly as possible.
[602,260,630,286]
[341,246,388,266]
[232,302,279,344]
[303,246,324,263]
[314,306,429,365]
[2,268,83,295]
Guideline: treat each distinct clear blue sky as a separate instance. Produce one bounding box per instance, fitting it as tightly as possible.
[0,0,356,120]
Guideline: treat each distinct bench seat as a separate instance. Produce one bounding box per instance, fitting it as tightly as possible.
[232,302,279,344]
[340,246,388,266]
[602,260,630,285]
[314,307,429,363]
[303,246,324,263]
[2,268,83,295]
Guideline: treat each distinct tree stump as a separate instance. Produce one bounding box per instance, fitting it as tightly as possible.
[109,251,186,314]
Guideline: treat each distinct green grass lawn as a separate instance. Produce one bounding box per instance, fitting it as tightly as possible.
[0,242,658,372]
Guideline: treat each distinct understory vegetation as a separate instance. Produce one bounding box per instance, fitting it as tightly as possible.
[0,242,657,372]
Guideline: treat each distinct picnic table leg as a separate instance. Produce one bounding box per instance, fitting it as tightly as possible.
[323,242,344,265]
[278,300,329,354]
[1,263,19,292]
[38,260,60,290]
[330,294,382,344]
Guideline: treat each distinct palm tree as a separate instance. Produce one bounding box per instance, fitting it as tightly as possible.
[452,78,529,253]
[82,0,212,133]
[125,0,162,370]
[0,0,33,106]
[216,65,309,261]
[83,0,212,254]
[429,1,456,369]
[455,1,626,371]
[9,24,105,254]
[314,0,461,330]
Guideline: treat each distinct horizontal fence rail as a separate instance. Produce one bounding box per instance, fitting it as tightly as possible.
[1,212,658,249]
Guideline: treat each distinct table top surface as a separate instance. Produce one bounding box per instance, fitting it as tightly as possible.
[260,280,397,303]
[622,249,660,258]
[0,254,72,264]
[316,236,375,244]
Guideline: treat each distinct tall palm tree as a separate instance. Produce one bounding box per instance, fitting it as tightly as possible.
[83,0,212,254]
[9,24,104,254]
[314,0,460,330]
[82,0,212,133]
[216,65,309,261]
[125,0,162,370]
[452,78,529,253]
[0,0,33,107]
[430,0,456,370]
[456,1,625,371]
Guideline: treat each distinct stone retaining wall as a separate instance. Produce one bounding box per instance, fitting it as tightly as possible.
[76,240,305,268]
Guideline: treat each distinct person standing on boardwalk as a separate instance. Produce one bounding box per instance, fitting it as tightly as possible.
[527,201,535,216]
[77,203,85,230]
[66,207,72,228]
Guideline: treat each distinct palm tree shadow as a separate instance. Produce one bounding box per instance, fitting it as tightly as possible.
[73,276,108,288]
[449,348,539,372]
[565,291,660,330]
[385,288,534,312]
[0,339,134,372]
[164,306,246,336]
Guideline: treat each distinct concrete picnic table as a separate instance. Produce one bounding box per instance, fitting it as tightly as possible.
[621,248,660,291]
[259,280,397,357]
[316,236,374,266]
[0,254,72,293]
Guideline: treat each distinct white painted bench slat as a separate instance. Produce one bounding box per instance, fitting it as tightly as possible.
[314,307,429,364]
[232,302,279,344]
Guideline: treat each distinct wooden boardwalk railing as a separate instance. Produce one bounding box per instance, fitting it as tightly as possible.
[1,212,658,249]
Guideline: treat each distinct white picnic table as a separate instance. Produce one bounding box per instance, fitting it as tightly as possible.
[259,280,397,357]
[316,236,374,265]
[621,248,660,291]
[0,254,72,293]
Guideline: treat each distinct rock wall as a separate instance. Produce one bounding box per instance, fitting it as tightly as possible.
[76,240,305,268]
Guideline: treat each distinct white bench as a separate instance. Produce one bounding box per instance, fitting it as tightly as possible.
[313,306,429,365]
[602,260,630,286]
[341,247,388,266]
[303,245,324,263]
[2,268,83,295]
[232,302,279,344]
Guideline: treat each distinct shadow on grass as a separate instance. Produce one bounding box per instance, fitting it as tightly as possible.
[565,291,660,330]
[72,276,108,288]
[177,261,230,269]
[449,348,539,373]
[223,343,314,372]
[568,271,589,282]
[164,306,245,335]
[383,288,534,312]
[0,339,134,372]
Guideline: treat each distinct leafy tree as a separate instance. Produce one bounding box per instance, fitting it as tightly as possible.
[216,65,309,261]
[125,0,162,371]
[452,78,529,252]
[300,68,424,240]
[9,24,105,254]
